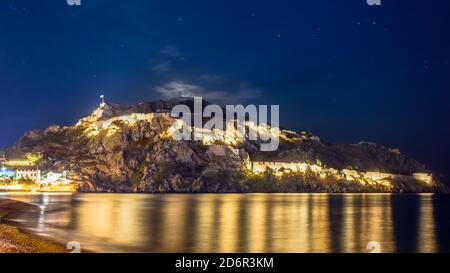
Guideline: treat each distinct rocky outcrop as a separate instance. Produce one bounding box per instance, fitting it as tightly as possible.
[4,98,446,193]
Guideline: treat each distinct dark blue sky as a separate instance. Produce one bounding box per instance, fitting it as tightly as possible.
[1,0,449,176]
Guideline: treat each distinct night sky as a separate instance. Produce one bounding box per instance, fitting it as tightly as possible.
[1,1,449,177]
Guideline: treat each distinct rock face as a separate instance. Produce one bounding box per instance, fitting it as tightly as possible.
[3,98,446,193]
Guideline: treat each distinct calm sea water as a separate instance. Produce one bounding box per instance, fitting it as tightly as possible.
[1,193,449,253]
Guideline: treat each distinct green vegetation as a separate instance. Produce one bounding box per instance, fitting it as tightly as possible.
[0,210,7,222]
[0,179,13,185]
[150,161,203,189]
[152,162,173,187]
[235,169,396,193]
[25,152,43,164]
[17,179,35,186]
[131,162,147,185]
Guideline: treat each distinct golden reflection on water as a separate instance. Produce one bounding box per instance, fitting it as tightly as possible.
[2,193,446,253]
[417,194,436,253]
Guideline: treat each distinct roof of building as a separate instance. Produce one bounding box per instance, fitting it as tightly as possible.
[10,166,38,171]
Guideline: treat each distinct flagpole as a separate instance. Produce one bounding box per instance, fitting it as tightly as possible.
[100,94,105,106]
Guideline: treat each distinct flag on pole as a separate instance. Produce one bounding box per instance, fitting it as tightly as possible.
[100,94,105,106]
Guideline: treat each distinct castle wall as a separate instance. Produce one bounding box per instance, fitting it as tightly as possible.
[251,161,433,185]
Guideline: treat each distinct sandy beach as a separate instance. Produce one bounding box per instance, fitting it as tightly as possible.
[0,199,68,253]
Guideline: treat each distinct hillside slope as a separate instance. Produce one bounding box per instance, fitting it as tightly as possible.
[4,99,446,193]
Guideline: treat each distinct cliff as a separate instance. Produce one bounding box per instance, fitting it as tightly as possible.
[3,98,446,193]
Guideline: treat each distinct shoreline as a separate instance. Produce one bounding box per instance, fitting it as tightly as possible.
[0,191,450,193]
[0,199,69,253]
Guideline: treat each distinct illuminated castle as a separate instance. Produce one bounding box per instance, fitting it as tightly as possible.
[251,161,433,186]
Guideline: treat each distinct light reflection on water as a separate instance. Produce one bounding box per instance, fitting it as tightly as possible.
[1,193,449,253]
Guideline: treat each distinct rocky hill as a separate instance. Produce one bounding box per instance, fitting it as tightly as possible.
[3,98,447,193]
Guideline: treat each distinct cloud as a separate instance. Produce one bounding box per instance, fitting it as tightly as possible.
[152,61,171,73]
[154,81,262,104]
[160,45,183,59]
[152,46,184,73]
[155,81,202,98]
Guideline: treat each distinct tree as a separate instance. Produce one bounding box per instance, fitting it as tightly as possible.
[26,152,43,164]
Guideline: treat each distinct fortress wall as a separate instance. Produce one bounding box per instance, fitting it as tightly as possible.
[252,161,433,184]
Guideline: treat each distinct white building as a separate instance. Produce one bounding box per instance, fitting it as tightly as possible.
[40,171,68,185]
[16,168,41,183]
